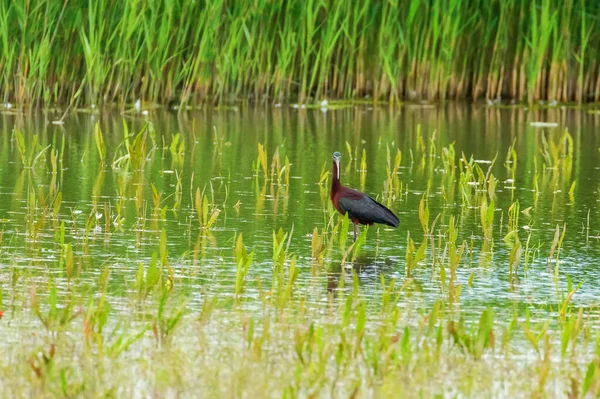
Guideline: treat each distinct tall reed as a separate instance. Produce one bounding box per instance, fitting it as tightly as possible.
[1,0,600,106]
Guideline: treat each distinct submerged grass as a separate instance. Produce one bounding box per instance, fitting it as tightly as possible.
[2,0,600,107]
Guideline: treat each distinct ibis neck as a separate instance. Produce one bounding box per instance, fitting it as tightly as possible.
[331,160,341,189]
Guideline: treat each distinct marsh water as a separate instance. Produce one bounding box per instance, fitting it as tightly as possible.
[1,105,600,395]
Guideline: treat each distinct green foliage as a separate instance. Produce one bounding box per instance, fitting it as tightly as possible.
[153,290,186,345]
[235,233,254,301]
[405,232,426,278]
[31,281,80,335]
[2,0,600,105]
[447,307,495,359]
[339,212,350,252]
[194,188,220,230]
[94,122,106,167]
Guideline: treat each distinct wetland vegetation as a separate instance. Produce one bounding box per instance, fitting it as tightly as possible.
[1,106,600,397]
[3,0,600,106]
[4,1,600,396]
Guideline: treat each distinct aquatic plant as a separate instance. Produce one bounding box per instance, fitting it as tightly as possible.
[234,233,254,301]
[94,123,106,167]
[2,110,600,398]
[3,0,600,106]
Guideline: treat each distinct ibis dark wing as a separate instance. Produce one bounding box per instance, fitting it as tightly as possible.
[339,195,399,227]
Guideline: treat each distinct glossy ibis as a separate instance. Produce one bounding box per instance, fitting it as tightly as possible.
[330,151,399,241]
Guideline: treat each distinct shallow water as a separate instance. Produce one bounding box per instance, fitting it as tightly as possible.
[1,105,600,395]
[2,107,600,300]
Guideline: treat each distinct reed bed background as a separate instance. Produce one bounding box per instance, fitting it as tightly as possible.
[2,0,600,106]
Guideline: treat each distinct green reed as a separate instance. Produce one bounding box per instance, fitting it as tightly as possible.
[2,0,600,106]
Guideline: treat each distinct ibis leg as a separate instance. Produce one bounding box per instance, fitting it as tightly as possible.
[353,223,358,242]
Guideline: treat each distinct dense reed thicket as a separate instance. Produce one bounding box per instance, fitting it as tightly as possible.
[2,0,600,106]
